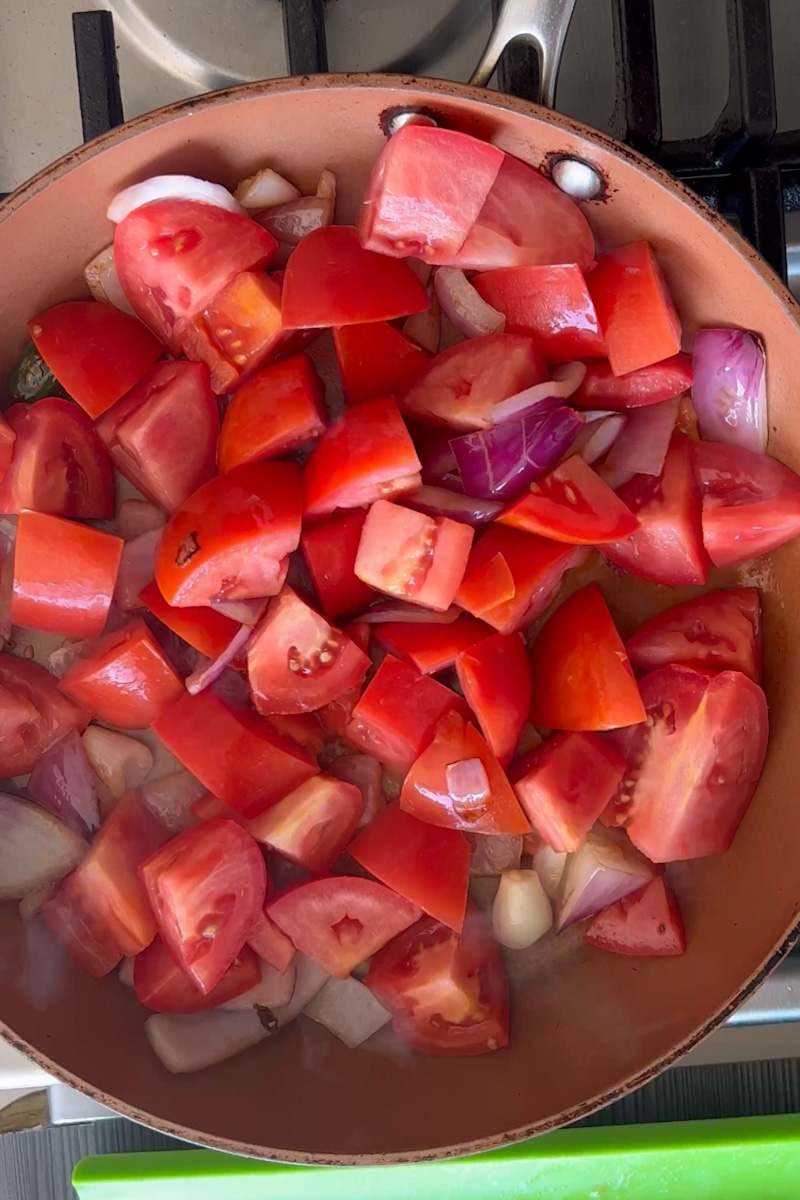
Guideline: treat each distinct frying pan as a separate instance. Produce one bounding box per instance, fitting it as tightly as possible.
[1,0,799,1166]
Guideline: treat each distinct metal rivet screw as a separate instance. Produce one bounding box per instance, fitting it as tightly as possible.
[551,157,603,200]
[385,110,439,136]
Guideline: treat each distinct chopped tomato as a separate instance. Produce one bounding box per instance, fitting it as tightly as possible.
[247,587,369,715]
[455,631,531,766]
[0,653,88,777]
[355,500,474,612]
[176,270,283,393]
[626,588,762,682]
[11,511,123,638]
[140,817,267,994]
[455,551,516,618]
[268,875,421,978]
[302,396,421,519]
[499,455,639,544]
[42,870,125,977]
[0,415,14,484]
[114,199,276,345]
[572,354,693,411]
[95,361,218,512]
[625,664,768,862]
[138,580,241,662]
[400,711,530,835]
[317,621,372,737]
[0,398,113,519]
[152,688,319,818]
[584,876,685,957]
[529,584,644,731]
[473,265,605,363]
[263,712,326,758]
[28,301,163,419]
[246,775,362,873]
[350,805,470,932]
[333,321,430,405]
[587,242,682,377]
[301,509,376,621]
[281,226,429,329]
[443,152,595,273]
[456,524,587,634]
[155,461,302,607]
[59,617,184,728]
[134,938,261,1012]
[604,434,711,586]
[511,731,625,852]
[402,334,547,431]
[345,654,469,775]
[357,124,503,260]
[219,354,326,473]
[694,441,800,568]
[248,906,296,974]
[374,613,489,676]
[366,906,509,1055]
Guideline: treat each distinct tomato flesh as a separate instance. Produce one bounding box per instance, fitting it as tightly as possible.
[474,264,605,363]
[626,587,762,682]
[374,613,490,676]
[572,354,693,411]
[134,938,261,1012]
[584,876,685,957]
[587,242,682,376]
[301,508,376,621]
[246,775,362,873]
[499,455,639,544]
[138,580,241,662]
[455,631,531,766]
[0,653,88,778]
[333,321,430,405]
[455,551,516,618]
[219,353,326,473]
[248,907,296,974]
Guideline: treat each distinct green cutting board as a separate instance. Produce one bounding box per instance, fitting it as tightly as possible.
[72,1114,800,1199]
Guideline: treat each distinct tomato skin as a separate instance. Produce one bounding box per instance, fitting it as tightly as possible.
[301,509,376,621]
[455,631,531,766]
[219,354,326,474]
[12,511,123,638]
[155,461,302,608]
[587,242,682,377]
[0,653,88,776]
[246,775,362,873]
[0,398,113,518]
[152,688,319,818]
[302,397,421,519]
[626,587,762,682]
[499,455,639,544]
[365,906,509,1056]
[625,665,768,862]
[350,805,470,932]
[333,322,430,405]
[140,817,267,994]
[134,938,261,1012]
[584,876,685,957]
[138,580,240,662]
[248,907,295,973]
[281,226,429,329]
[374,614,490,677]
[572,354,693,411]
[0,415,14,484]
[474,265,605,363]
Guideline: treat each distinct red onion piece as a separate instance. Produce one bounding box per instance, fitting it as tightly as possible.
[185,624,252,696]
[415,429,461,489]
[604,397,679,476]
[490,362,587,426]
[0,792,86,900]
[468,833,522,877]
[83,727,154,801]
[446,757,490,809]
[118,499,165,541]
[108,175,242,222]
[303,976,390,1047]
[570,414,627,466]
[223,959,297,1012]
[27,730,100,839]
[359,601,460,625]
[114,529,161,611]
[402,485,503,526]
[692,328,767,452]
[145,1009,270,1074]
[258,196,334,246]
[209,597,269,627]
[329,755,384,828]
[555,829,654,931]
[450,407,583,500]
[142,770,205,833]
[434,267,506,339]
[84,245,135,314]
[235,167,301,210]
[402,283,440,353]
[0,515,18,646]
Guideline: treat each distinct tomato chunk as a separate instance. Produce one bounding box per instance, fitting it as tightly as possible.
[0,654,88,777]
[350,805,469,931]
[604,434,710,586]
[281,226,428,329]
[0,398,113,518]
[246,775,362,874]
[219,354,325,474]
[587,242,682,377]
[248,907,296,973]
[155,461,302,607]
[153,688,318,818]
[474,265,605,363]
[355,500,473,612]
[402,334,547,431]
[572,354,693,411]
[138,580,240,662]
[301,509,376,621]
[176,270,283,393]
[626,588,762,682]
[134,938,261,1012]
[499,455,638,544]
[59,617,184,728]
[302,397,421,519]
[140,817,267,994]
[455,552,516,618]
[333,321,430,405]
[366,906,508,1055]
[455,631,531,766]
[12,511,122,638]
[0,415,14,485]
[317,621,372,738]
[268,875,421,977]
[584,876,685,957]
[374,613,489,676]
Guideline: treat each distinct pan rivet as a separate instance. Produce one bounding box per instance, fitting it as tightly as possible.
[551,157,603,200]
[385,110,439,136]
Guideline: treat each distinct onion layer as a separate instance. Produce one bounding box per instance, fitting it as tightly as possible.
[28,730,100,839]
[450,407,583,499]
[223,959,297,1011]
[692,328,767,452]
[492,869,552,949]
[304,976,391,1047]
[0,792,86,901]
[145,1009,269,1074]
[490,362,586,426]
[403,486,503,526]
[604,397,679,476]
[434,268,505,339]
[555,829,654,931]
[235,167,301,210]
[108,175,242,223]
[258,197,334,246]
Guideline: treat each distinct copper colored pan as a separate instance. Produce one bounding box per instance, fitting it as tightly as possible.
[1,0,800,1167]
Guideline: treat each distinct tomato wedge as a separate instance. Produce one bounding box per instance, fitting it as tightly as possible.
[176,269,283,393]
[317,620,372,737]
[455,631,531,766]
[529,584,645,731]
[474,265,605,363]
[626,588,762,682]
[302,396,421,519]
[152,688,319,818]
[374,613,489,676]
[301,508,376,621]
[140,817,267,994]
[246,775,362,874]
[604,434,711,586]
[138,580,240,662]
[281,226,429,329]
[0,653,88,777]
[499,455,639,544]
[333,321,430,405]
[694,441,800,568]
[572,354,693,411]
[248,907,296,974]
[155,461,302,607]
[247,587,370,715]
[268,875,421,978]
[134,938,261,1013]
[402,334,547,431]
[0,398,113,518]
[366,906,509,1055]
[587,242,682,376]
[350,805,470,932]
[42,871,125,978]
[219,354,325,473]
[455,551,516,618]
[584,876,685,957]
[12,511,123,638]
